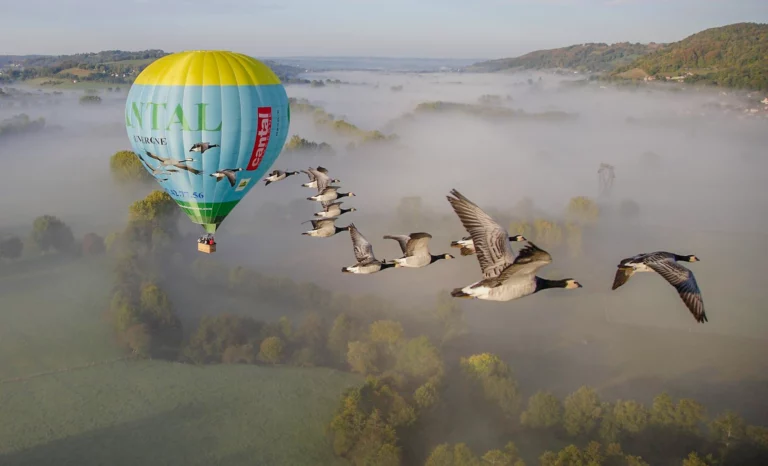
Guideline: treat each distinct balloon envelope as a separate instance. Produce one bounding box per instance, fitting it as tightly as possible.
[125,50,290,233]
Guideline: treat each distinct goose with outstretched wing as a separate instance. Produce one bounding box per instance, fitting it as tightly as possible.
[612,251,706,323]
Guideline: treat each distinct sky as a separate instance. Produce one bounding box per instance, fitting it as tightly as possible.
[1,0,767,59]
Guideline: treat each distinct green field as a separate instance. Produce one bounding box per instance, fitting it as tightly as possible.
[0,256,119,380]
[0,256,360,465]
[0,361,359,466]
[102,58,156,66]
[21,77,121,90]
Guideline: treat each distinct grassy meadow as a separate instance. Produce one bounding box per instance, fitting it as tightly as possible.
[0,255,361,465]
[0,361,359,466]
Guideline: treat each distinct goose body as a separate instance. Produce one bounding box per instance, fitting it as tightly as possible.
[301,218,350,238]
[612,251,706,323]
[446,189,581,302]
[451,241,582,301]
[383,232,454,268]
[341,223,395,274]
[301,166,340,189]
[308,186,356,203]
[315,201,356,218]
[450,234,527,256]
[210,168,243,187]
[189,142,219,153]
[264,170,299,185]
[144,151,200,174]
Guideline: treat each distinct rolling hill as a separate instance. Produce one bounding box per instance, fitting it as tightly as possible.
[468,42,662,73]
[614,22,768,91]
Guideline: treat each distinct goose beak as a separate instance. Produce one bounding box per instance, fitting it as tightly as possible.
[446,254,455,259]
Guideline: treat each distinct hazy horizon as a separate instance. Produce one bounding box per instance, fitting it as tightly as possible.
[2,1,767,58]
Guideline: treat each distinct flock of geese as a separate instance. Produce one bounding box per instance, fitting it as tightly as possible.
[261,165,708,324]
[139,143,248,188]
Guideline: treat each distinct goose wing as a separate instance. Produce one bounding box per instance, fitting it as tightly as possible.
[223,170,238,187]
[301,169,316,181]
[510,241,552,275]
[405,232,432,257]
[612,266,636,290]
[175,163,202,175]
[145,150,166,163]
[323,201,343,211]
[316,166,329,174]
[383,235,410,254]
[646,260,707,323]
[349,223,376,265]
[309,167,332,191]
[446,189,515,278]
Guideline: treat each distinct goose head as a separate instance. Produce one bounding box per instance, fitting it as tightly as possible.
[444,253,455,260]
[349,207,358,212]
[685,255,700,262]
[509,235,526,242]
[345,192,356,197]
[332,178,341,183]
[564,279,583,289]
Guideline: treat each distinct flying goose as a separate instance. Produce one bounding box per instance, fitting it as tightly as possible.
[612,251,706,323]
[308,186,356,203]
[445,189,519,279]
[145,151,201,174]
[341,223,396,274]
[264,169,299,185]
[189,142,220,153]
[451,234,527,256]
[451,240,582,301]
[305,167,335,192]
[301,166,340,189]
[138,156,173,177]
[315,201,357,218]
[301,218,351,237]
[383,232,455,268]
[210,168,243,187]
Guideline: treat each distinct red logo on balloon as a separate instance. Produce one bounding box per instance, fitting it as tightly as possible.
[247,107,272,171]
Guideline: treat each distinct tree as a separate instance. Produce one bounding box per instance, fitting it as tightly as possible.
[394,335,444,383]
[369,320,404,346]
[682,451,711,466]
[129,190,179,235]
[414,381,439,410]
[348,340,379,375]
[82,232,105,255]
[453,443,481,466]
[520,390,563,430]
[109,150,153,184]
[125,324,151,357]
[434,293,468,343]
[258,336,284,364]
[0,236,23,260]
[481,441,525,466]
[533,219,563,248]
[614,399,650,434]
[565,222,582,258]
[566,196,600,225]
[651,392,676,427]
[327,313,357,365]
[675,398,706,434]
[709,410,746,449]
[31,215,75,253]
[563,386,602,437]
[426,444,454,466]
[461,353,522,419]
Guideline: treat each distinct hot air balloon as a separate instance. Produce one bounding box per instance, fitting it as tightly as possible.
[124,50,290,253]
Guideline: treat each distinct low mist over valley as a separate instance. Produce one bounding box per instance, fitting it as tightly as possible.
[1,21,768,466]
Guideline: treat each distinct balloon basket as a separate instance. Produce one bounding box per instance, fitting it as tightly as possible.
[198,243,217,254]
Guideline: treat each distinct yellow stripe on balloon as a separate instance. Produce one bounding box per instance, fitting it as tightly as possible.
[133,50,282,86]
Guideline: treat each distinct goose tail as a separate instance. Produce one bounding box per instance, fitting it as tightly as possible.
[451,288,473,298]
[460,247,474,256]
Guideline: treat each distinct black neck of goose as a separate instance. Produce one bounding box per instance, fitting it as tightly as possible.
[336,226,351,233]
[380,261,396,269]
[534,276,569,292]
[430,254,447,263]
[673,254,690,262]
[341,208,351,214]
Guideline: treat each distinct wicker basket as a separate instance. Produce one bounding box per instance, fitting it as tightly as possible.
[198,243,216,254]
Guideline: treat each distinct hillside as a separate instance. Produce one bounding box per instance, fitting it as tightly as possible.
[0,50,304,87]
[614,22,768,91]
[468,42,661,73]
